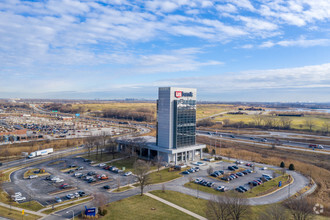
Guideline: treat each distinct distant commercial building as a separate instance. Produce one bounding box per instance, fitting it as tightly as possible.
[118,87,205,164]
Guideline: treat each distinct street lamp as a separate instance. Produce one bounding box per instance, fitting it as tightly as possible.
[66,210,74,220]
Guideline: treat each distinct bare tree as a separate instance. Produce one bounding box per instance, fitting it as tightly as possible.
[322,121,329,135]
[258,204,288,220]
[93,192,108,213]
[206,193,249,220]
[107,138,117,159]
[116,177,121,191]
[154,155,164,172]
[252,114,264,127]
[206,195,231,220]
[284,196,314,220]
[134,160,151,196]
[304,118,315,132]
[280,117,293,129]
[207,166,214,175]
[85,136,96,157]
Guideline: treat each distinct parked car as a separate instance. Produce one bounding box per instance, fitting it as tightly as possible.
[221,177,230,181]
[67,170,75,174]
[194,167,200,172]
[74,192,80,198]
[124,171,132,176]
[239,186,248,192]
[181,171,190,175]
[66,194,74,199]
[195,178,202,183]
[76,166,84,170]
[83,159,91,162]
[104,185,111,189]
[228,166,235,171]
[99,163,106,167]
[78,191,86,196]
[261,167,268,170]
[216,186,225,191]
[235,187,245,193]
[235,160,243,164]
[55,197,62,203]
[246,169,252,173]
[207,182,215,187]
[60,183,69,189]
[242,170,248,175]
[55,178,64,183]
[232,165,239,169]
[236,172,244,177]
[29,175,38,179]
[14,196,26,202]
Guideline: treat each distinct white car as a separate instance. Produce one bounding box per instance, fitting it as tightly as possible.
[99,163,106,167]
[55,178,64,183]
[29,175,38,179]
[74,192,80,198]
[66,194,74,199]
[261,167,268,170]
[124,171,132,176]
[14,196,26,202]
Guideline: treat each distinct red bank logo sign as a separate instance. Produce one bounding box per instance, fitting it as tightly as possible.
[174,91,193,98]
[175,91,182,98]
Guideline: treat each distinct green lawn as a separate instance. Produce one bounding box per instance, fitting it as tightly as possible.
[148,168,186,184]
[0,205,41,220]
[104,195,196,220]
[150,190,208,217]
[245,174,290,198]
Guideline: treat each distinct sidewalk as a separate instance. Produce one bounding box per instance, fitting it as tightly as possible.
[145,193,207,220]
[0,201,46,217]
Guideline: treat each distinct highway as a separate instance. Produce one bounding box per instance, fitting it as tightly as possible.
[197,130,330,155]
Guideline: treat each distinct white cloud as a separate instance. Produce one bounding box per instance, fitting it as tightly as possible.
[260,37,330,48]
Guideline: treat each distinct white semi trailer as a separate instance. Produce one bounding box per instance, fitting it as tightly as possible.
[28,148,53,158]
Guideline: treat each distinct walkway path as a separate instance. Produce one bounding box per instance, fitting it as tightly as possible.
[145,193,207,220]
[0,201,46,217]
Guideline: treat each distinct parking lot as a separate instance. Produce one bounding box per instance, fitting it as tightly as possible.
[2,156,136,206]
[185,160,278,194]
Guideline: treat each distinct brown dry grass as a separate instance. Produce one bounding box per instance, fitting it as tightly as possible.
[0,138,85,162]
[198,136,330,216]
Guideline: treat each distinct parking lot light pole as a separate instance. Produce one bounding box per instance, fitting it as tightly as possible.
[66,210,74,220]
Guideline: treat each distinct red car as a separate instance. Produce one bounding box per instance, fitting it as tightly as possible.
[60,183,69,189]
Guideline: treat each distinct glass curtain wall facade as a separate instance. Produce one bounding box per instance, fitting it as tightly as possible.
[173,99,196,148]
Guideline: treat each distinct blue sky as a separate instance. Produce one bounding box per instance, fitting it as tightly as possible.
[1,0,330,102]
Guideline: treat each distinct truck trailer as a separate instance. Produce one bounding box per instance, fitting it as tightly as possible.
[28,148,53,158]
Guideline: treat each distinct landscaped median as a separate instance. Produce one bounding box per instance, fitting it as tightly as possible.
[41,196,92,214]
[23,168,50,179]
[245,174,292,198]
[111,185,134,193]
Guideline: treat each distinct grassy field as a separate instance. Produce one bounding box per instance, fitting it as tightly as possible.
[150,190,329,220]
[0,205,41,220]
[213,112,330,132]
[103,195,196,220]
[196,104,237,119]
[150,190,208,217]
